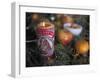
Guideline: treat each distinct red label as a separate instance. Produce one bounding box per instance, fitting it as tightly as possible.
[37,28,54,38]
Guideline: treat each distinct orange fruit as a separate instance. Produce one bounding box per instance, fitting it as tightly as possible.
[32,14,39,21]
[62,16,74,24]
[58,30,73,45]
[75,39,89,54]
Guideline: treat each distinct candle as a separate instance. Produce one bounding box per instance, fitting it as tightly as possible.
[36,21,55,57]
[64,23,83,36]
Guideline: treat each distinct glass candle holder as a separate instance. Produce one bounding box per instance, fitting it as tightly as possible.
[36,20,55,58]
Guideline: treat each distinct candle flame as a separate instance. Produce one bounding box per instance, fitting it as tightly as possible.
[42,22,45,27]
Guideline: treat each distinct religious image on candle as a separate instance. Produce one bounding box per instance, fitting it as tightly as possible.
[36,21,55,57]
[26,12,90,67]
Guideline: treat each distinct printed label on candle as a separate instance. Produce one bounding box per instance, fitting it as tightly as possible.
[37,26,55,57]
[37,28,54,38]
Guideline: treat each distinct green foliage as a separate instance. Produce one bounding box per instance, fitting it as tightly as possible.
[26,13,89,67]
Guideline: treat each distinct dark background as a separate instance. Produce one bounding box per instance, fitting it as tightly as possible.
[26,12,90,67]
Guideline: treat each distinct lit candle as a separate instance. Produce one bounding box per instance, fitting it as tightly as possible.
[37,21,55,57]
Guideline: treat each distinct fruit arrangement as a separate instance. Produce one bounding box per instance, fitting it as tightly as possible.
[26,13,90,67]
